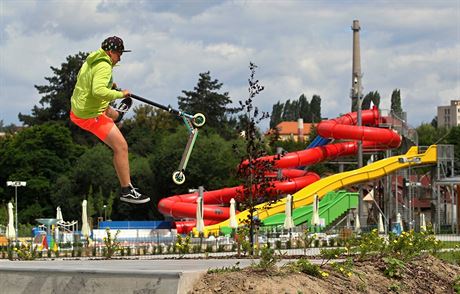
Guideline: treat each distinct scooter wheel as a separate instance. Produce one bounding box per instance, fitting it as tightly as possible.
[172,171,186,185]
[192,113,206,128]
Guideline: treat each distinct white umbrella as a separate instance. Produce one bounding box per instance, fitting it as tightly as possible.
[396,212,404,232]
[354,213,361,233]
[56,206,63,222]
[5,202,15,240]
[311,194,320,228]
[378,213,385,234]
[229,198,238,229]
[283,194,295,230]
[420,213,427,232]
[81,200,91,238]
[195,196,205,234]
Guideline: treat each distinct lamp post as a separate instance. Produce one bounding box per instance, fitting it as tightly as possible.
[6,181,27,241]
[103,205,107,221]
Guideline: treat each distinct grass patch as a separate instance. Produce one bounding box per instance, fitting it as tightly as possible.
[439,241,460,249]
[434,250,460,266]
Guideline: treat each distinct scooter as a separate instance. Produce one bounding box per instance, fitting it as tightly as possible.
[117,92,205,185]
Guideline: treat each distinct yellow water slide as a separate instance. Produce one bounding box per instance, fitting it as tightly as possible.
[203,145,437,236]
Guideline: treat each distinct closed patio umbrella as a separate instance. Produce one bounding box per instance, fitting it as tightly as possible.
[5,202,15,240]
[283,194,295,230]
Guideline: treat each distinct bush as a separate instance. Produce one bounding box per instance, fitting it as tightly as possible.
[252,246,278,270]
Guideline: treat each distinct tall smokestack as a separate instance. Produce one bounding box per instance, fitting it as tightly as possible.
[351,20,365,227]
[351,20,362,112]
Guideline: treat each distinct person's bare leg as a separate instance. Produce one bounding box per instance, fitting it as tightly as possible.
[105,107,120,121]
[103,124,130,187]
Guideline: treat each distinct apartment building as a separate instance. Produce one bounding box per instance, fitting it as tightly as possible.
[437,100,460,128]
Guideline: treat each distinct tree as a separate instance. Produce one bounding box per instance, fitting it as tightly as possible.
[234,62,278,253]
[310,95,322,123]
[269,93,321,125]
[282,99,300,121]
[177,71,237,129]
[19,52,88,127]
[299,94,310,123]
[17,52,99,145]
[446,126,460,174]
[0,122,84,223]
[390,89,404,118]
[430,116,438,128]
[122,105,179,156]
[416,123,449,146]
[269,101,283,129]
[362,91,380,110]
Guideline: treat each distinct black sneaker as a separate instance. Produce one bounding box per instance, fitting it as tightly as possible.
[120,184,150,204]
[114,97,133,123]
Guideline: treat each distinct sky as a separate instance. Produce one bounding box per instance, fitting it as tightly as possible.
[1,0,459,132]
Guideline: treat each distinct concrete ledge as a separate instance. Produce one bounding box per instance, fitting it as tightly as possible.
[177,271,205,294]
[0,269,182,294]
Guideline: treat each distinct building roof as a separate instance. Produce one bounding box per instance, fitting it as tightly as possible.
[273,121,313,135]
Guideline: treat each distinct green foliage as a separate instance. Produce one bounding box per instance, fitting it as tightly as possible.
[236,226,251,256]
[416,123,449,146]
[174,234,191,257]
[19,52,88,127]
[319,247,347,266]
[446,126,460,173]
[290,258,329,278]
[0,204,7,226]
[270,138,307,153]
[12,243,37,261]
[251,245,279,270]
[386,230,441,262]
[102,228,120,259]
[147,126,240,199]
[0,122,84,223]
[330,257,354,278]
[269,101,284,129]
[433,242,460,265]
[302,228,315,253]
[269,93,322,127]
[178,71,238,132]
[453,276,460,293]
[362,91,380,109]
[207,262,241,274]
[234,63,281,254]
[383,257,406,279]
[388,282,402,293]
[309,95,322,123]
[390,89,403,118]
[355,229,386,260]
[122,106,179,156]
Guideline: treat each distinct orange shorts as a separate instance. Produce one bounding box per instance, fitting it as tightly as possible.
[70,111,114,141]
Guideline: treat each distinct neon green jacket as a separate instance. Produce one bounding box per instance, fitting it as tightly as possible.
[71,48,124,118]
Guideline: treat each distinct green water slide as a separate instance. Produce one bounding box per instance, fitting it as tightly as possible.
[261,190,358,230]
[219,190,358,235]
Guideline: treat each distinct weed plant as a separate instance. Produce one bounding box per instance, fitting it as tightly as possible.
[102,228,120,259]
[252,246,279,270]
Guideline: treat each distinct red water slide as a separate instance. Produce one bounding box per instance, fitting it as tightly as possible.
[158,107,401,233]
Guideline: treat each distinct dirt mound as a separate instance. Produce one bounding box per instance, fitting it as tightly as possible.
[189,255,460,294]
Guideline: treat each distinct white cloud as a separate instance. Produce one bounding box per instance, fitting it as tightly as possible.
[0,0,459,131]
